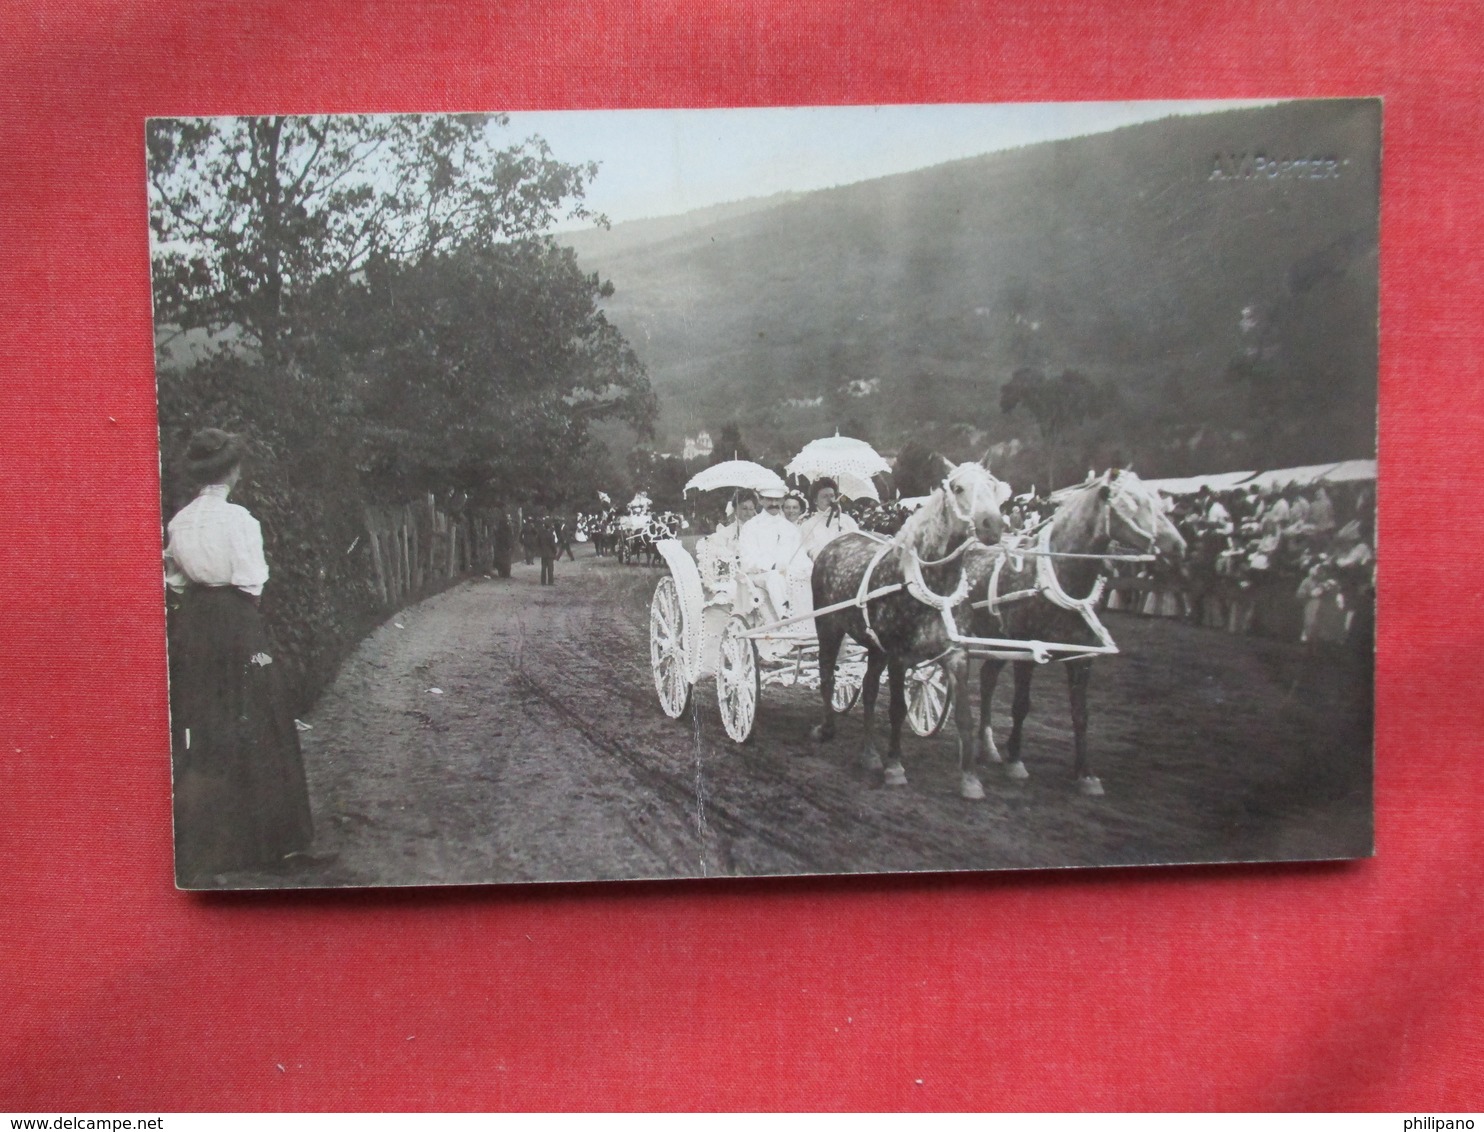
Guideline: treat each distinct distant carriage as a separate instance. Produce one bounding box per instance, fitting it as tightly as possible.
[615,494,682,566]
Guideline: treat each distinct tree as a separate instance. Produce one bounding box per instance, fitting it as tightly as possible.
[1225,236,1378,467]
[999,367,1107,487]
[339,240,655,499]
[149,113,656,500]
[892,438,941,497]
[647,455,691,510]
[708,421,751,465]
[147,114,603,365]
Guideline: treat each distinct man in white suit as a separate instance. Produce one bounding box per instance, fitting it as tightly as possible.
[739,485,802,621]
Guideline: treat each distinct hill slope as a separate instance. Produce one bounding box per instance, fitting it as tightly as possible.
[559,100,1379,479]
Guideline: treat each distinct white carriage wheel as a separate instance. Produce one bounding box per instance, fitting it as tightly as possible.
[717,616,760,743]
[906,662,952,738]
[831,671,862,713]
[649,575,693,719]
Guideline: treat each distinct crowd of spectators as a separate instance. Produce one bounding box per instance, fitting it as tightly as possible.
[1109,480,1375,652]
[840,475,1376,654]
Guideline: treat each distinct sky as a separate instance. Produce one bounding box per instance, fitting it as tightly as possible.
[498,101,1280,230]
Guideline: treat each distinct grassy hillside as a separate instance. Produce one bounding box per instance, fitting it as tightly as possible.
[559,100,1379,484]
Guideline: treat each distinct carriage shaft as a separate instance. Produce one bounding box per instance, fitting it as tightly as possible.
[737,583,906,638]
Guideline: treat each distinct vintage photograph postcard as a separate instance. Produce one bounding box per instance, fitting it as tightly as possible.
[149,99,1378,890]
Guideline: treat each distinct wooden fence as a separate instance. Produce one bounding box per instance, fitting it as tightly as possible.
[362,495,516,608]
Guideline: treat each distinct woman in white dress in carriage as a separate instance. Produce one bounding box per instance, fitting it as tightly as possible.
[784,477,860,621]
[696,490,757,604]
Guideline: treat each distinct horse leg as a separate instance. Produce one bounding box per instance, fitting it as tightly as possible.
[883,656,908,787]
[855,647,888,774]
[1067,658,1102,795]
[950,652,984,799]
[1005,661,1033,779]
[979,658,1014,773]
[811,619,845,743]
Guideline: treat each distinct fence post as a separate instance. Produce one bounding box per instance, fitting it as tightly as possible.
[365,517,389,606]
[402,505,414,596]
[399,511,410,600]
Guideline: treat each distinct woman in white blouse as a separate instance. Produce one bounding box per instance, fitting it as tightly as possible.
[779,478,860,623]
[794,477,859,560]
[164,429,316,886]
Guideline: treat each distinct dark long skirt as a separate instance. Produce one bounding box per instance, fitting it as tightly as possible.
[167,586,313,885]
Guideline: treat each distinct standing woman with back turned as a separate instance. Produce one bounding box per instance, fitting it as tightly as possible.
[164,429,314,886]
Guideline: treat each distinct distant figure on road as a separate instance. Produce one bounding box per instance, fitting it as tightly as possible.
[520,515,538,565]
[538,516,559,585]
[491,507,514,578]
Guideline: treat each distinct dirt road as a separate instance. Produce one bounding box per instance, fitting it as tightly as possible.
[229,548,1372,889]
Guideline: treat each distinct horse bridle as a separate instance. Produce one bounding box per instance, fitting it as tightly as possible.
[940,466,1002,527]
[1097,475,1161,555]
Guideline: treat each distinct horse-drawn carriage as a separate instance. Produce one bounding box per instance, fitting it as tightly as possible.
[648,538,955,743]
[647,443,1186,799]
[614,492,682,566]
[647,448,956,744]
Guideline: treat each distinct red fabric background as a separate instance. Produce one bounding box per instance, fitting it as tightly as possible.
[1,0,1480,1112]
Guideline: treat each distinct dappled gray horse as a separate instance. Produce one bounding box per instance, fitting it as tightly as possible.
[811,457,1009,798]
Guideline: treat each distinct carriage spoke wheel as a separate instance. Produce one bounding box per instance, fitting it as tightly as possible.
[717,616,760,743]
[906,662,952,737]
[649,576,692,719]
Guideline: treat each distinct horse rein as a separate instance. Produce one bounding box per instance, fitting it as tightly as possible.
[975,478,1162,632]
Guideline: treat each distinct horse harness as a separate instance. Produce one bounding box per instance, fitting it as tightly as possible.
[838,471,1158,661]
[851,468,992,655]
[973,476,1162,653]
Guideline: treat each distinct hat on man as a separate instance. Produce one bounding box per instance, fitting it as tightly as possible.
[759,485,786,500]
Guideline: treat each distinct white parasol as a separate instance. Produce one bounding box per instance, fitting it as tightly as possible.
[786,434,889,501]
[684,460,788,496]
[829,470,881,502]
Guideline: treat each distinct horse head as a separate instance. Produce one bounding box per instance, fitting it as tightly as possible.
[901,454,1009,554]
[1098,470,1186,561]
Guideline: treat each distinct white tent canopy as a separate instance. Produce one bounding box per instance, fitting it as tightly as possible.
[1320,458,1377,484]
[1141,471,1257,496]
[1145,460,1376,495]
[1242,463,1345,492]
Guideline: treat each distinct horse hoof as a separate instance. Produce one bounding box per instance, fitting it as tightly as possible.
[860,748,883,772]
[884,765,908,787]
[811,724,834,743]
[1006,761,1029,781]
[1078,776,1105,797]
[960,774,985,800]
